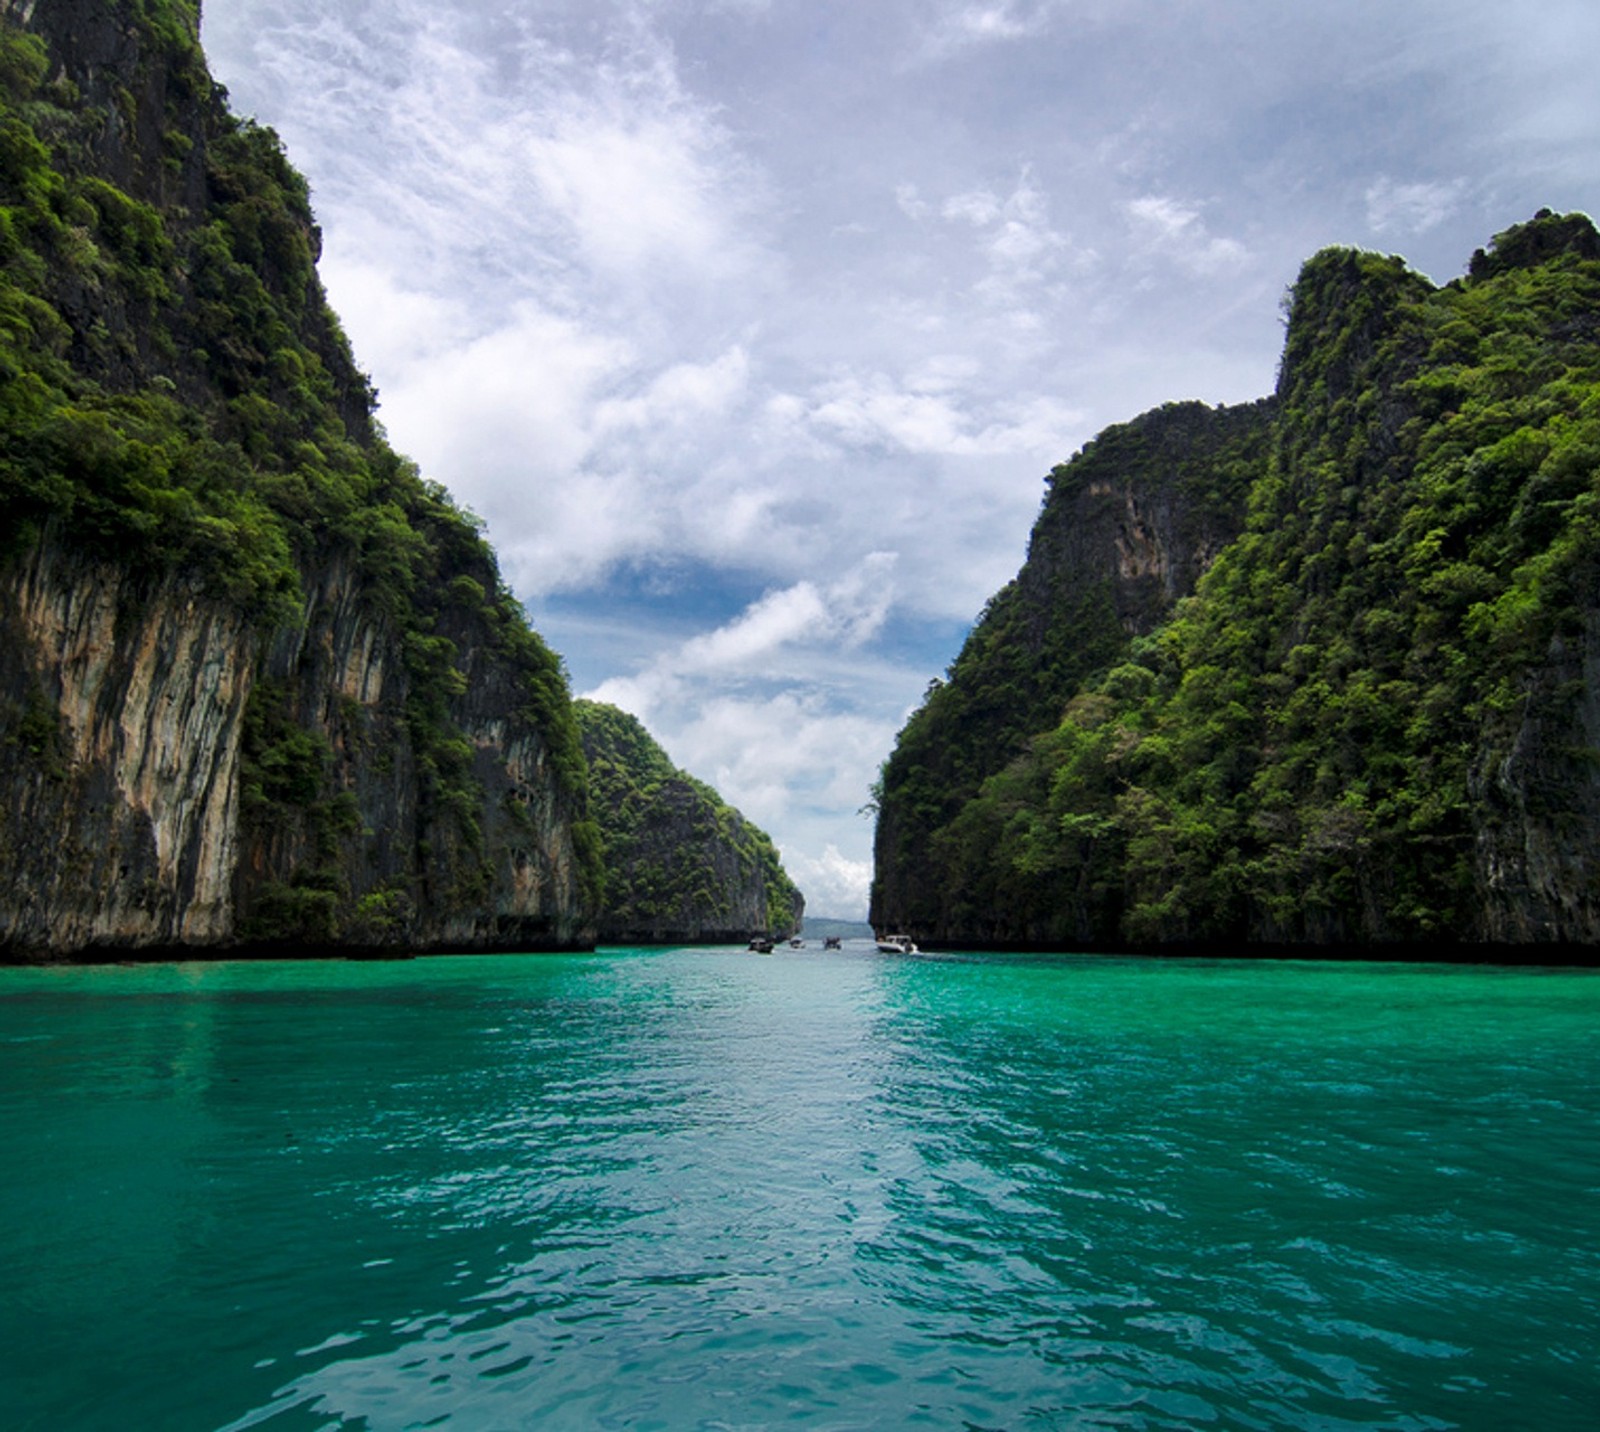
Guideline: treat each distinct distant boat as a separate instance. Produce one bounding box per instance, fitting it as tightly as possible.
[789,937,805,948]
[748,937,774,953]
[876,934,919,954]
[823,936,842,950]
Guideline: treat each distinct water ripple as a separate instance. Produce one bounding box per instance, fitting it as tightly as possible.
[1,950,1596,1429]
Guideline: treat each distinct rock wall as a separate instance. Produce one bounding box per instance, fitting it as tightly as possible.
[9,0,210,214]
[1470,608,1600,943]
[0,1,598,958]
[0,535,594,958]
[0,538,250,950]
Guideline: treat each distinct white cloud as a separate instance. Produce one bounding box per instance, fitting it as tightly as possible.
[806,370,1081,459]
[787,844,875,923]
[672,693,891,825]
[1126,194,1251,275]
[521,99,755,283]
[942,171,1074,304]
[895,181,932,221]
[681,583,833,672]
[809,378,973,454]
[591,557,900,717]
[954,4,1037,41]
[943,189,1003,226]
[1365,176,1467,236]
[905,354,981,393]
[594,346,752,440]
[917,0,1053,60]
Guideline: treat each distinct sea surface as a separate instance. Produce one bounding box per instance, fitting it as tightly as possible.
[2,945,1596,1431]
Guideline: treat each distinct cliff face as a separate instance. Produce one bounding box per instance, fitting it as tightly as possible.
[577,701,804,944]
[0,1,599,957]
[3,0,208,208]
[0,478,595,966]
[1468,591,1600,943]
[1,536,250,948]
[870,399,1273,939]
[873,212,1600,956]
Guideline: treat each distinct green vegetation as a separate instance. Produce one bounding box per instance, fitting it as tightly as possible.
[577,700,803,938]
[0,3,600,941]
[873,211,1600,949]
[873,397,1273,938]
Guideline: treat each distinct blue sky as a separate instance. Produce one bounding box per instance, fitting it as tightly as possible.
[201,0,1600,917]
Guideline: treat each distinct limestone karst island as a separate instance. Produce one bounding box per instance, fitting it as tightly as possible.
[4,7,1599,1432]
[872,214,1600,960]
[4,0,1600,965]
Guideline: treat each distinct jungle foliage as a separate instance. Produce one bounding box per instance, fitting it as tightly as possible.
[873,211,1600,949]
[577,700,803,939]
[0,5,600,923]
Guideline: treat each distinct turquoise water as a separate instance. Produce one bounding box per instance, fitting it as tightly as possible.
[1,947,1596,1431]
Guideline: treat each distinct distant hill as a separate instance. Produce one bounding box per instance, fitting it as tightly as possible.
[577,701,804,943]
[872,211,1600,958]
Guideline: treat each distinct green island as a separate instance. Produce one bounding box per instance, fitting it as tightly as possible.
[577,699,802,943]
[873,213,1600,958]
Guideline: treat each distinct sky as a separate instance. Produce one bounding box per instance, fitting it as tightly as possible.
[199,0,1600,919]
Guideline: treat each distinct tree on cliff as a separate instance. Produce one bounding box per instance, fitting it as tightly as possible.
[0,2,602,955]
[872,211,1600,954]
[577,700,804,943]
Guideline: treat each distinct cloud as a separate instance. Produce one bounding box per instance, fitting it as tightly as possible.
[681,583,833,672]
[941,171,1076,305]
[786,844,875,923]
[590,556,899,711]
[520,96,756,284]
[917,0,1054,60]
[805,370,1081,459]
[594,346,752,442]
[1125,194,1251,275]
[1365,176,1467,236]
[943,189,1003,226]
[289,6,761,306]
[670,693,892,825]
[893,182,933,222]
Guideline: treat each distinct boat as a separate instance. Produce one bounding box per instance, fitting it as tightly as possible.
[823,936,842,950]
[789,937,805,948]
[875,933,919,954]
[747,937,774,953]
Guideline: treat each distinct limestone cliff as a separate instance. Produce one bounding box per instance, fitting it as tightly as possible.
[577,701,804,944]
[0,0,600,957]
[873,213,1600,957]
[870,400,1273,940]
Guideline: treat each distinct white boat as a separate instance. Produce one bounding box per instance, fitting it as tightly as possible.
[875,934,919,954]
